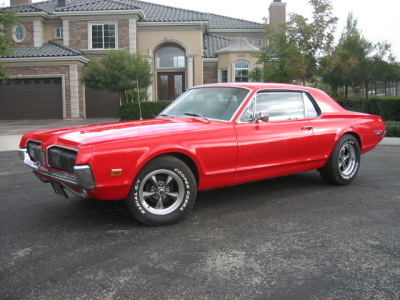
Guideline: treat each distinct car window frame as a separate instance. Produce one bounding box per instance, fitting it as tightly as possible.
[238,90,321,123]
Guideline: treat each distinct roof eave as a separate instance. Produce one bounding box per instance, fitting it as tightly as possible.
[0,56,90,64]
[137,21,209,27]
[215,49,259,55]
[13,11,51,18]
[53,9,145,18]
[209,29,264,33]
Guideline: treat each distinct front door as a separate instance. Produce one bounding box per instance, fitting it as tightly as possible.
[235,91,315,179]
[157,72,185,101]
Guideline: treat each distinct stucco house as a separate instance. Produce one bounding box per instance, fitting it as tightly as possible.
[0,0,286,119]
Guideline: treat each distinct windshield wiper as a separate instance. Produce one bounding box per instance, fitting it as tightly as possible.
[158,113,174,117]
[184,112,210,122]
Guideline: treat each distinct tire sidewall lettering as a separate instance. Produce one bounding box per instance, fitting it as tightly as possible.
[132,167,192,215]
[173,168,191,211]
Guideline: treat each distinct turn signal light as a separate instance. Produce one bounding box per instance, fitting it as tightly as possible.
[111,169,122,176]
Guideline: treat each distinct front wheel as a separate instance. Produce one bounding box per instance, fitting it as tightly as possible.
[126,155,197,226]
[319,134,360,185]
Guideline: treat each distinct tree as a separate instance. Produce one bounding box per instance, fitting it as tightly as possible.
[252,0,338,85]
[250,24,308,83]
[322,13,367,98]
[0,10,18,80]
[82,50,152,104]
[323,13,396,100]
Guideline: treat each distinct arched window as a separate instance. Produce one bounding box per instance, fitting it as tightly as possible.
[234,61,250,82]
[12,24,26,43]
[156,45,185,68]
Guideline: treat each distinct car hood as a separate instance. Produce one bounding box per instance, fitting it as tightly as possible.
[20,117,217,149]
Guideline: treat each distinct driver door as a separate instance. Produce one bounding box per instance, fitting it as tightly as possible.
[234,91,316,179]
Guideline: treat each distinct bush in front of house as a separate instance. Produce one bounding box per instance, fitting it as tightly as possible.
[117,101,173,121]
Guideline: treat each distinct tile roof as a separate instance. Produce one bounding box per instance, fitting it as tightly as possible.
[1,0,263,29]
[0,41,85,58]
[127,0,208,22]
[207,14,263,30]
[203,34,231,58]
[56,0,141,12]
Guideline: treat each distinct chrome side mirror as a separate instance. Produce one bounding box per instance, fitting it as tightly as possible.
[255,112,269,123]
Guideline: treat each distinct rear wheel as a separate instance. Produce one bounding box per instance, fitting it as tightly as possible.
[320,134,360,185]
[126,155,197,226]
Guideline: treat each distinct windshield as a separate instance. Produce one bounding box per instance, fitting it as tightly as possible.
[160,87,249,121]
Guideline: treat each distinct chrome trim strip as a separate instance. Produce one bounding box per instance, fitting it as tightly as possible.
[19,148,80,188]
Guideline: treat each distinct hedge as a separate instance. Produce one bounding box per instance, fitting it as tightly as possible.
[115,97,400,137]
[384,121,400,137]
[336,96,400,138]
[336,96,400,121]
[117,101,172,121]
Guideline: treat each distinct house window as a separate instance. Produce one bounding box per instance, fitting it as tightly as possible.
[253,39,262,48]
[90,23,116,49]
[54,27,63,39]
[156,45,185,68]
[220,69,228,83]
[234,61,250,82]
[12,24,26,43]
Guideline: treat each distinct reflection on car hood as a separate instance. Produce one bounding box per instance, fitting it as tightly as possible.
[21,117,218,149]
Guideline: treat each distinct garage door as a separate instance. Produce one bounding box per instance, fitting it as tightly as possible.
[85,88,120,118]
[0,78,63,120]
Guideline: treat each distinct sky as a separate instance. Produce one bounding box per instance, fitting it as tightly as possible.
[2,0,399,58]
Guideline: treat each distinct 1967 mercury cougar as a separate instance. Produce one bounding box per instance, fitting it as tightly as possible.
[19,83,386,225]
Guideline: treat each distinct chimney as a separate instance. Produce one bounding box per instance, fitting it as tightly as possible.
[269,0,287,30]
[10,0,32,6]
[57,0,72,7]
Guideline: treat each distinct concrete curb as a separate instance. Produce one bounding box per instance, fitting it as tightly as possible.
[0,135,23,152]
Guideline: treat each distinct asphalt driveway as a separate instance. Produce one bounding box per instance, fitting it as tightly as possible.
[1,140,399,299]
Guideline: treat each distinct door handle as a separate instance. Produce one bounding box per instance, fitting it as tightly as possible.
[301,126,313,130]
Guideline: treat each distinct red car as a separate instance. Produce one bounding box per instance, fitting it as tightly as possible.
[19,83,386,225]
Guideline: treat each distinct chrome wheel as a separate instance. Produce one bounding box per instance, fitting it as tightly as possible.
[319,134,360,185]
[138,169,185,215]
[338,142,357,177]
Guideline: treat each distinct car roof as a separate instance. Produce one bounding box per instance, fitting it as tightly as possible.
[192,82,345,113]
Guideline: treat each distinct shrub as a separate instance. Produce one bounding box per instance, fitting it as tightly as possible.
[384,121,400,137]
[337,96,400,121]
[117,101,172,121]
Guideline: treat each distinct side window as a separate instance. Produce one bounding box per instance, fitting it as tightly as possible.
[303,93,319,118]
[255,92,305,121]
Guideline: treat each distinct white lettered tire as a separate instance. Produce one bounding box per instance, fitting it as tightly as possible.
[126,155,197,225]
[320,134,360,185]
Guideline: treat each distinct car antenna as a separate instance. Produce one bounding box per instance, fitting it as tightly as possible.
[136,75,142,120]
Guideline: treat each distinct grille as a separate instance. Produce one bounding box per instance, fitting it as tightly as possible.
[48,147,77,174]
[27,141,44,163]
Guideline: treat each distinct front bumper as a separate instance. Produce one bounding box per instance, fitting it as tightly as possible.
[18,148,96,192]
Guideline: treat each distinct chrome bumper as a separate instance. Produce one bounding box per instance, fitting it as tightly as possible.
[18,148,96,191]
